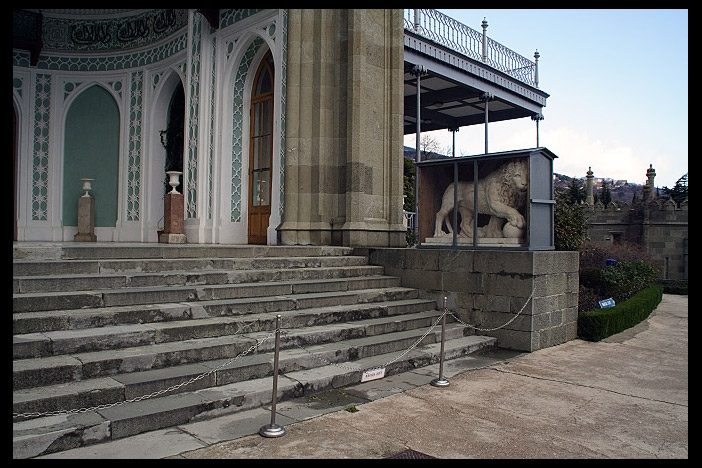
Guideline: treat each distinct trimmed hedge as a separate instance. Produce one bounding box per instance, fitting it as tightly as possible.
[577,285,663,341]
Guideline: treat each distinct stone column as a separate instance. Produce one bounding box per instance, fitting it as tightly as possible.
[585,166,594,206]
[279,9,406,247]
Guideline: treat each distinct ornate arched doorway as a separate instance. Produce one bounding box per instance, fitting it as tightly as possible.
[247,51,275,244]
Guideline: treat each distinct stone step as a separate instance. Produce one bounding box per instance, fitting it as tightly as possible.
[13,264,383,294]
[13,255,370,277]
[13,334,496,458]
[13,288,427,335]
[13,243,353,261]
[13,275,403,313]
[13,298,438,359]
[12,291,427,389]
[13,310,456,410]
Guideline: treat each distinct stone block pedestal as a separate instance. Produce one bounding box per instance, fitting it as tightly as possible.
[159,193,186,244]
[74,196,97,242]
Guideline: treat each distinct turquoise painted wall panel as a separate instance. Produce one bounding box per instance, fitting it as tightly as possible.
[63,85,120,227]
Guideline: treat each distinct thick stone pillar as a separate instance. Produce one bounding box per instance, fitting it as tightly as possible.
[279,9,406,247]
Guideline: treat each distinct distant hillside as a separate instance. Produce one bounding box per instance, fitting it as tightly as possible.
[553,173,646,204]
[403,147,649,204]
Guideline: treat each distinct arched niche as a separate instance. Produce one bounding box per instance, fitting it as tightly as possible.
[63,84,120,227]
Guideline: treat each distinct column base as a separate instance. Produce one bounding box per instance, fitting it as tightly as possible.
[159,233,187,244]
[73,233,97,242]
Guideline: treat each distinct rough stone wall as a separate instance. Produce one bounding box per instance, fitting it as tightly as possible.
[586,198,688,280]
[357,248,579,352]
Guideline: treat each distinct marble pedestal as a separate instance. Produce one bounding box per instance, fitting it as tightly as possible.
[159,192,186,244]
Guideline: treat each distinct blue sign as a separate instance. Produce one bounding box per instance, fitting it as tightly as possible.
[599,298,616,308]
[606,259,617,266]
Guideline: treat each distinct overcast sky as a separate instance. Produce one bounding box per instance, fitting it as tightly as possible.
[404,9,688,189]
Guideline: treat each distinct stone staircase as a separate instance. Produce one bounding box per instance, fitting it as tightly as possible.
[12,243,496,459]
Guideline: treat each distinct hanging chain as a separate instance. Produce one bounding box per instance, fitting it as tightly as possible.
[14,289,534,421]
[13,328,275,421]
[449,289,534,332]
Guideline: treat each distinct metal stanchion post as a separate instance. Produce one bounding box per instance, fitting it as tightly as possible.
[431,297,450,387]
[259,314,286,438]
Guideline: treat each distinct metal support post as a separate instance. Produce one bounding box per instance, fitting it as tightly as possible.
[259,314,286,438]
[481,93,492,154]
[413,64,427,241]
[534,49,540,88]
[532,113,544,147]
[481,18,488,63]
[449,127,459,157]
[431,297,450,387]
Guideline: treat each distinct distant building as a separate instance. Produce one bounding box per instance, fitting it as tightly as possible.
[584,165,688,281]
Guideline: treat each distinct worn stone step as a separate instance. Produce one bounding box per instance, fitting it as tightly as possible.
[13,275,403,313]
[13,308,449,392]
[13,243,353,261]
[12,334,496,459]
[13,298,439,358]
[13,255,370,277]
[13,264,384,294]
[13,290,429,335]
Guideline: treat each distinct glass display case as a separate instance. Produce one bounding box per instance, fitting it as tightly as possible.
[416,147,557,250]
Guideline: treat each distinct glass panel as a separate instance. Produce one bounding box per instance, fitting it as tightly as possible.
[252,137,260,170]
[259,169,270,206]
[253,102,261,136]
[251,171,260,206]
[256,67,271,95]
[262,100,271,134]
[261,135,271,169]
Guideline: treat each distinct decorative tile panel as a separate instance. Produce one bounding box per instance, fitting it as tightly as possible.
[41,9,188,52]
[185,13,201,219]
[15,32,187,71]
[279,10,287,217]
[230,37,263,222]
[208,37,216,219]
[13,76,24,98]
[32,74,51,220]
[220,9,263,29]
[127,71,143,221]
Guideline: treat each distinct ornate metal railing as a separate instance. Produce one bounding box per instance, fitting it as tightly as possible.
[404,9,539,88]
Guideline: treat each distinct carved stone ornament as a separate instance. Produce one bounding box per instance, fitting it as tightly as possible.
[434,158,528,239]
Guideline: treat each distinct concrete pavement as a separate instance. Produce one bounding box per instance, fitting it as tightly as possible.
[41,294,688,459]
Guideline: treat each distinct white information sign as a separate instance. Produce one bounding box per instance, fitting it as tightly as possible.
[361,367,386,382]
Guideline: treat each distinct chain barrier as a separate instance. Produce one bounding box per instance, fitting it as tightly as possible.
[14,290,533,421]
[448,289,534,332]
[286,308,448,373]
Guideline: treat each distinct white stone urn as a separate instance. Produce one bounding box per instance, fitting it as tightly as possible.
[166,171,182,194]
[80,178,94,198]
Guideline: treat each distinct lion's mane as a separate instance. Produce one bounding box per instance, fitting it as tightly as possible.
[494,160,527,209]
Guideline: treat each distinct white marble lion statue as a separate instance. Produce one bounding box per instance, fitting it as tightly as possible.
[433,159,528,238]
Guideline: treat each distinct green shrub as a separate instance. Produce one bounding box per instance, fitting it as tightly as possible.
[554,191,589,251]
[598,259,659,303]
[578,285,663,341]
[579,242,654,270]
[661,280,688,295]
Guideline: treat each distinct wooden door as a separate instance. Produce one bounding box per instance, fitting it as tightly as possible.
[248,52,274,244]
